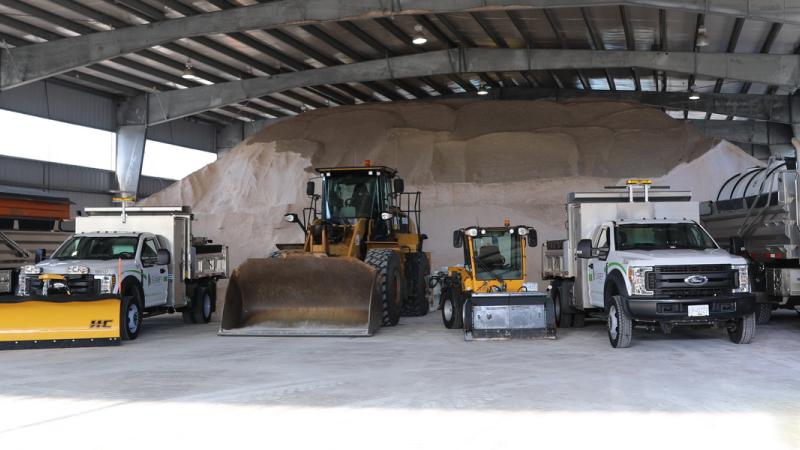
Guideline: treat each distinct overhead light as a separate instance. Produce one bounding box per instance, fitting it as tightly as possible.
[477,81,490,96]
[411,24,427,45]
[696,25,709,47]
[688,84,700,100]
[181,62,199,81]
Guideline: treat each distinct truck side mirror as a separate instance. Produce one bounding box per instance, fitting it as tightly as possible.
[156,248,170,265]
[453,230,463,248]
[576,239,593,259]
[393,178,405,194]
[527,229,538,247]
[306,181,316,196]
[34,248,46,263]
[729,237,746,256]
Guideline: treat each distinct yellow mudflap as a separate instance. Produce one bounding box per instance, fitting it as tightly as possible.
[0,297,121,349]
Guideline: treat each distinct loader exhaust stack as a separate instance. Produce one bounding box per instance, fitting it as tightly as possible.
[219,256,382,337]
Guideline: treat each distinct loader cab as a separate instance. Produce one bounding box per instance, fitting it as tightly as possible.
[453,225,537,292]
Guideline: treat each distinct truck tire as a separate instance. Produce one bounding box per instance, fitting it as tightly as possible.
[552,287,573,328]
[120,283,143,340]
[402,252,430,317]
[572,313,586,328]
[755,303,772,325]
[607,295,633,348]
[441,286,463,329]
[728,312,757,344]
[192,283,214,324]
[365,249,404,327]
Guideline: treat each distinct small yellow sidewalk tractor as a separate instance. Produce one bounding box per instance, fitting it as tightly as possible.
[432,222,556,340]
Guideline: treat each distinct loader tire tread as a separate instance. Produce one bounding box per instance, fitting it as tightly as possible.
[365,249,403,327]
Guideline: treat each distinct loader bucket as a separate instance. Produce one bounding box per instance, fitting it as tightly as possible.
[219,256,382,337]
[0,295,121,349]
[464,292,557,340]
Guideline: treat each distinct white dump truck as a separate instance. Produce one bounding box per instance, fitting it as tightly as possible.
[16,206,228,340]
[542,181,756,348]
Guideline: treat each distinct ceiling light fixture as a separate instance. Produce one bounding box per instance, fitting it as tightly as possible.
[411,24,427,45]
[181,61,199,81]
[688,83,700,100]
[477,81,490,96]
[696,25,709,47]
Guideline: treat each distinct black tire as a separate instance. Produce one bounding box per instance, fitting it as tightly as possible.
[365,249,404,326]
[607,295,632,348]
[728,312,757,344]
[402,252,430,316]
[191,284,214,324]
[120,283,143,340]
[755,303,772,325]
[572,313,586,328]
[552,287,573,328]
[440,286,463,329]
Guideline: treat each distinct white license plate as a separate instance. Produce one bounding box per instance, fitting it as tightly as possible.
[688,304,709,317]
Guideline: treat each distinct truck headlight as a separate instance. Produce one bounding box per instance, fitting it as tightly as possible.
[95,275,116,294]
[627,266,654,296]
[21,265,41,275]
[733,264,750,293]
[67,265,90,274]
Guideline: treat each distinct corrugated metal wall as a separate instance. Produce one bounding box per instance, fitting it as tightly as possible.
[0,155,173,215]
[0,80,218,152]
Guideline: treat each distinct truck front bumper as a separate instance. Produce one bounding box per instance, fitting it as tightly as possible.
[626,294,756,323]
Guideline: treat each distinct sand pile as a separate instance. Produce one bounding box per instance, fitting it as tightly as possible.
[141,99,761,286]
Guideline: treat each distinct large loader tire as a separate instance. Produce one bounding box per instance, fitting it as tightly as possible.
[402,252,430,317]
[365,249,404,327]
[120,282,143,341]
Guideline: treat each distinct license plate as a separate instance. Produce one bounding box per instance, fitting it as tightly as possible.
[688,304,709,317]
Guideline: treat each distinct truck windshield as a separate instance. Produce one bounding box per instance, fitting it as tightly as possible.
[615,223,717,251]
[51,236,138,260]
[323,173,378,219]
[471,230,522,281]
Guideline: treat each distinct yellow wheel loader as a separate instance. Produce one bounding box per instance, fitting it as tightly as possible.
[220,163,430,337]
[431,222,556,340]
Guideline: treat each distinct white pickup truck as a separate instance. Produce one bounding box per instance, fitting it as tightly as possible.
[542,181,756,348]
[17,206,228,339]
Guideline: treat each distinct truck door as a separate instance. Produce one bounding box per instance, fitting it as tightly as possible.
[588,225,611,308]
[140,236,168,307]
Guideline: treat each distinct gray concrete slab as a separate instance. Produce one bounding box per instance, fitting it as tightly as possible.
[1,311,800,449]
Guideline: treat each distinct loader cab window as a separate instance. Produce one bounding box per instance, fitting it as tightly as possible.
[323,173,379,220]
[471,230,522,281]
[615,222,717,251]
[51,236,139,260]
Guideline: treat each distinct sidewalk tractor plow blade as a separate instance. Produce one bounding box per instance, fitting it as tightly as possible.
[464,292,556,340]
[219,256,381,337]
[0,296,121,349]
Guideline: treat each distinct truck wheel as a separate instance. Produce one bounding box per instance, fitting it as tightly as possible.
[120,286,143,340]
[607,295,632,348]
[441,287,463,329]
[402,252,430,317]
[365,249,404,327]
[191,284,214,324]
[755,303,772,325]
[728,312,757,344]
[552,288,573,328]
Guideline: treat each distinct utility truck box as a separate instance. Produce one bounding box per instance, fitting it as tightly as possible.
[16,206,228,341]
[543,181,756,348]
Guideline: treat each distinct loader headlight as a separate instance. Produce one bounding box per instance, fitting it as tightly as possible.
[21,265,42,275]
[733,264,750,293]
[517,227,529,236]
[95,275,116,294]
[381,212,393,220]
[465,228,479,237]
[67,265,90,274]
[627,266,654,296]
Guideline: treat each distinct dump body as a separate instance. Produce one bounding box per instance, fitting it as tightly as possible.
[701,160,800,307]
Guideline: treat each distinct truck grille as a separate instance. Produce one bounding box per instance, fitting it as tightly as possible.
[648,265,735,298]
[26,275,100,296]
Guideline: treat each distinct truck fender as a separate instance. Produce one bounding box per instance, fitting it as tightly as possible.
[120,276,144,302]
[603,271,631,315]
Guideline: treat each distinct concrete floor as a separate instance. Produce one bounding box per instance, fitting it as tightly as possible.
[2,311,800,449]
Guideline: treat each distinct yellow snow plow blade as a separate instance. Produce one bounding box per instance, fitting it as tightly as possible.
[0,296,121,349]
[219,256,381,337]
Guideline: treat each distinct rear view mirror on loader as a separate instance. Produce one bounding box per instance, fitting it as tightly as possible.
[453,230,463,248]
[393,178,405,194]
[576,239,593,259]
[528,229,538,247]
[306,181,316,196]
